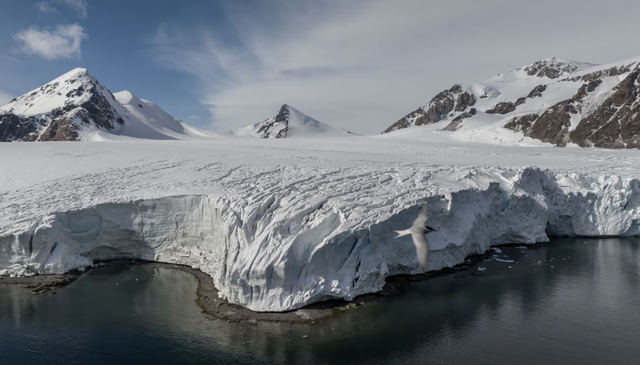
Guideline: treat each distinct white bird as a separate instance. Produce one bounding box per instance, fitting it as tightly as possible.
[394,205,437,271]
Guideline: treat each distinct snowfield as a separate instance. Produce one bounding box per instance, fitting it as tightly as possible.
[1,136,640,311]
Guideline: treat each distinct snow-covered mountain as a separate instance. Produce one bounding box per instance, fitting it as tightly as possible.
[0,68,214,142]
[383,57,640,149]
[228,104,356,138]
[114,90,216,140]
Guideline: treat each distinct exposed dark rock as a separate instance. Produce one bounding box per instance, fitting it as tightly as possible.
[65,85,84,98]
[515,97,527,106]
[570,70,640,148]
[77,90,121,131]
[523,59,584,79]
[441,108,476,131]
[383,84,476,133]
[383,111,415,133]
[528,100,577,146]
[257,104,289,138]
[573,79,602,101]
[580,64,633,82]
[486,102,516,115]
[586,79,602,93]
[455,92,475,112]
[527,84,547,98]
[39,119,79,141]
[0,114,43,142]
[504,114,539,133]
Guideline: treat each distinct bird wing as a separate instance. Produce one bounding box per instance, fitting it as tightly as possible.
[410,205,429,232]
[411,232,429,271]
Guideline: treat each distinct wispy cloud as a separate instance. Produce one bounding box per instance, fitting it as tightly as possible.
[38,0,88,18]
[151,0,640,133]
[150,0,495,132]
[37,1,58,13]
[59,0,88,19]
[13,24,87,60]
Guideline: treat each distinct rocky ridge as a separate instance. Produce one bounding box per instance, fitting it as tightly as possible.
[0,68,125,141]
[383,57,640,149]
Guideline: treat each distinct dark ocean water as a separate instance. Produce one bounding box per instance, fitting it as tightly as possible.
[1,237,639,365]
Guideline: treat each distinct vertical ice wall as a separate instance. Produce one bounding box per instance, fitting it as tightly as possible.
[1,168,639,311]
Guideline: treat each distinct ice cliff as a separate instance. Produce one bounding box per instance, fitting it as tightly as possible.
[1,165,638,312]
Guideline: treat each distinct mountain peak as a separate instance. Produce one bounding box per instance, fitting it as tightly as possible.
[64,67,89,76]
[0,67,106,117]
[519,57,598,79]
[0,67,125,141]
[228,104,355,138]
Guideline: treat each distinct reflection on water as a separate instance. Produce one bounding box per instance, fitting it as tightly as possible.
[1,238,640,365]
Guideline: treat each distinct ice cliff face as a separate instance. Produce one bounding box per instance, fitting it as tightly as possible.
[383,56,640,149]
[1,164,638,312]
[228,104,356,138]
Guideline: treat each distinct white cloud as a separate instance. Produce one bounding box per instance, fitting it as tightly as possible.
[0,91,13,106]
[13,24,87,60]
[37,1,58,13]
[152,0,640,134]
[38,0,88,18]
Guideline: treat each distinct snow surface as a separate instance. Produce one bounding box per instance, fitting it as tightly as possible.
[1,136,640,311]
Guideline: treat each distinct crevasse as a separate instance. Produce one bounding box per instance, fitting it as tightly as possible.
[1,167,639,312]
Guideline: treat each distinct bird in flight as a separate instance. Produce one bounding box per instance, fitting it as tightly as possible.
[394,205,437,271]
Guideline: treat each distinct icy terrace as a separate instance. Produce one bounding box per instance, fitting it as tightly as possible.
[1,137,639,311]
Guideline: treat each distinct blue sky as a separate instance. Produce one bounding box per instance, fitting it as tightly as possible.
[2,0,640,134]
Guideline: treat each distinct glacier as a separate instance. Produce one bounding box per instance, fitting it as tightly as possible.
[1,139,639,312]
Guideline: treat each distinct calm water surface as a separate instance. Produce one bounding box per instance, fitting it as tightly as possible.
[1,238,640,364]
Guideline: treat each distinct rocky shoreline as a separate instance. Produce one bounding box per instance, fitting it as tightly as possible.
[0,243,544,323]
[0,273,77,294]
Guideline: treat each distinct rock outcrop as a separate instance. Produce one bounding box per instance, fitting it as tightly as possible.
[383,84,476,133]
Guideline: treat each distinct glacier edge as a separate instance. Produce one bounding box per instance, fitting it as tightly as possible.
[1,167,639,312]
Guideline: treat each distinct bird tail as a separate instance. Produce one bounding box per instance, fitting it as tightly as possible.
[394,229,412,238]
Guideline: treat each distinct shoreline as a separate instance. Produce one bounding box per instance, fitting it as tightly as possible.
[0,243,544,323]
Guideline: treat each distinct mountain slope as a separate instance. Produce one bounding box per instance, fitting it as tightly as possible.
[0,68,128,141]
[0,68,215,142]
[114,90,217,140]
[382,57,640,149]
[228,104,356,138]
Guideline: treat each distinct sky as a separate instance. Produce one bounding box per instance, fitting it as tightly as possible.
[2,0,640,134]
